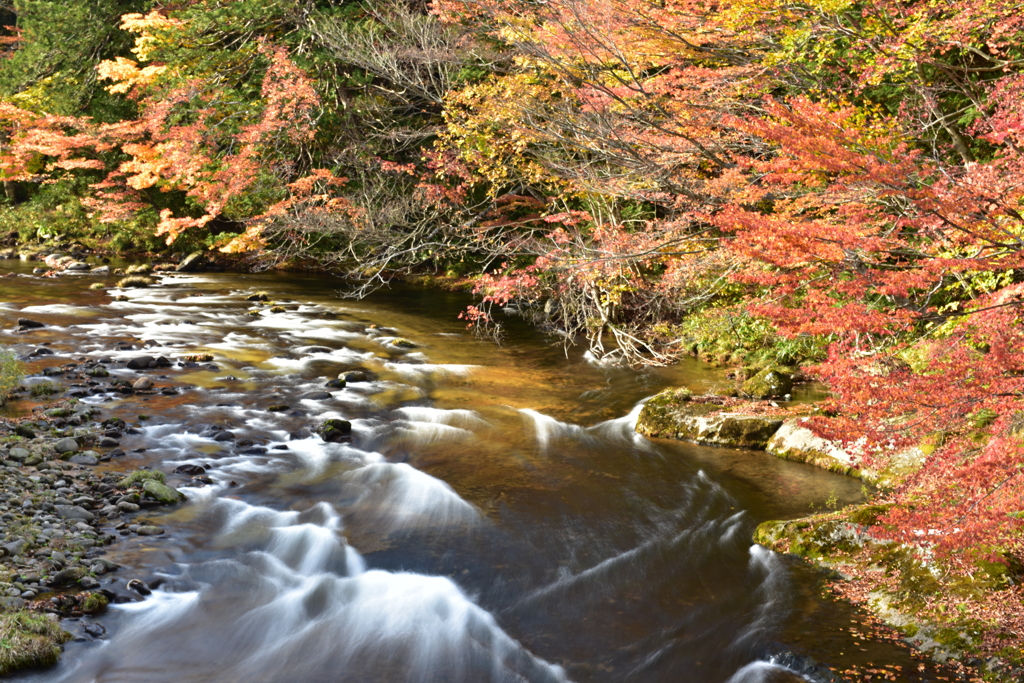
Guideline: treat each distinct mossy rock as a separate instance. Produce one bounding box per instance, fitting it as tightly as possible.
[635,388,710,436]
[142,479,185,504]
[116,275,155,288]
[766,419,859,475]
[117,469,166,489]
[846,504,893,526]
[637,389,783,448]
[741,367,793,399]
[0,610,71,675]
[753,515,866,558]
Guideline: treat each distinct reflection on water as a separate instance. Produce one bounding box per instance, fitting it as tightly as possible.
[0,264,930,682]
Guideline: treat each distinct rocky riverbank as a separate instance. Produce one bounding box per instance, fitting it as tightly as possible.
[636,387,1024,682]
[0,398,190,676]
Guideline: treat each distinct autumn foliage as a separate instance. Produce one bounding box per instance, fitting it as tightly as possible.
[1,0,1024,577]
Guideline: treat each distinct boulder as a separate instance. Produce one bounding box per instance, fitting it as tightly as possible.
[54,437,79,454]
[319,418,352,443]
[55,505,95,522]
[636,389,783,449]
[766,419,859,474]
[8,447,30,461]
[16,318,44,329]
[132,376,154,390]
[741,367,793,399]
[142,479,186,504]
[126,356,155,370]
[49,567,87,587]
[69,452,99,466]
[176,251,206,272]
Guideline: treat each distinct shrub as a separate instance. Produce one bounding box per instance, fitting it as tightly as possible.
[0,349,23,404]
[29,382,57,397]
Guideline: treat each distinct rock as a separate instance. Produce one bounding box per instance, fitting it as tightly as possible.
[69,453,99,466]
[766,419,860,474]
[117,501,140,512]
[303,391,332,400]
[131,376,154,390]
[341,370,371,383]
[55,505,95,521]
[79,575,101,590]
[741,367,794,400]
[319,418,352,443]
[54,438,79,454]
[41,366,64,376]
[16,318,44,328]
[136,525,164,536]
[49,566,87,587]
[267,404,290,412]
[142,479,185,504]
[85,365,110,378]
[8,447,30,461]
[126,356,155,370]
[174,464,206,476]
[90,265,110,275]
[3,539,27,556]
[98,437,120,448]
[212,431,235,442]
[325,378,346,389]
[65,261,90,271]
[176,251,206,272]
[84,623,106,638]
[23,454,43,466]
[54,437,79,454]
[14,424,35,439]
[635,389,783,449]
[126,579,151,595]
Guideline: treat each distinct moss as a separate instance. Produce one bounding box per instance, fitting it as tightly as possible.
[116,275,155,288]
[124,263,153,275]
[0,609,71,675]
[741,366,793,399]
[117,469,166,489]
[635,388,712,436]
[846,504,893,526]
[80,593,108,614]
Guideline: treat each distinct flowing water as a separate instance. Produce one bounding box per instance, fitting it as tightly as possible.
[0,263,944,682]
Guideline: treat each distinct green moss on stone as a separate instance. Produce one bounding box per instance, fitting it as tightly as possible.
[0,609,71,675]
[117,469,166,489]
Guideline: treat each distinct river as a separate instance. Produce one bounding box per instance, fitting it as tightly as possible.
[0,263,946,682]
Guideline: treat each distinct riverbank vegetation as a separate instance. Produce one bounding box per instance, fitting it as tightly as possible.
[1,0,1024,677]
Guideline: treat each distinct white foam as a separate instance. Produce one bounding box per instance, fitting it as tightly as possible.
[341,462,479,530]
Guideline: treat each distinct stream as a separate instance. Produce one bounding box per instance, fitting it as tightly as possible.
[0,263,945,682]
